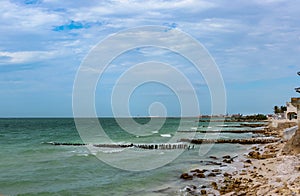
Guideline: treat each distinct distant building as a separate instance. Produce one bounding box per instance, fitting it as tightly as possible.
[231,113,242,119]
[284,102,297,120]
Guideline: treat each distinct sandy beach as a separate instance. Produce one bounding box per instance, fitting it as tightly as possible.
[179,120,300,195]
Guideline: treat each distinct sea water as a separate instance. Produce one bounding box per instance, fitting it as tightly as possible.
[0,118,255,195]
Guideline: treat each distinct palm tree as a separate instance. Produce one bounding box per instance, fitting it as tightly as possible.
[274,106,279,114]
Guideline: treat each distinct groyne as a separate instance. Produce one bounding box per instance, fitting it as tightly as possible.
[177,129,265,134]
[179,138,280,144]
[45,138,280,150]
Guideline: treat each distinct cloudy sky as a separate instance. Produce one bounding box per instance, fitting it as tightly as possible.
[1,0,300,117]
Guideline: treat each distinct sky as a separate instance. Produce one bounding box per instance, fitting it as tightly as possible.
[1,0,300,117]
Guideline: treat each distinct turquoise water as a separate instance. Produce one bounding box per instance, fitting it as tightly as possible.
[0,118,255,195]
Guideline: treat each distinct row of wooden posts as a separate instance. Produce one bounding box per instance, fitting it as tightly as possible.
[47,137,280,150]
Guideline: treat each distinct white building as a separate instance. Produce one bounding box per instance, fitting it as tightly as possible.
[284,102,297,120]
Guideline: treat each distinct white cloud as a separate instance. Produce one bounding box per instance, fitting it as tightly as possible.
[1,0,300,87]
[0,51,58,64]
[0,1,62,30]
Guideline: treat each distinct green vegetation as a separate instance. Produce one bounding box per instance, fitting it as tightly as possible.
[231,114,267,121]
[244,114,267,120]
[274,105,287,114]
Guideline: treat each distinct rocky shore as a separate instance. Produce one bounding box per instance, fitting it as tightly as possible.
[179,121,300,195]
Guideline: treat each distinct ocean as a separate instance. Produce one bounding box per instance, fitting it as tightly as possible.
[0,118,257,195]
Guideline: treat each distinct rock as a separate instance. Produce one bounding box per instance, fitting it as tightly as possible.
[209,156,218,159]
[212,169,221,172]
[190,185,197,189]
[223,172,232,177]
[277,157,282,161]
[190,169,201,173]
[222,155,231,159]
[223,177,232,183]
[295,165,300,171]
[191,169,207,173]
[211,181,218,189]
[251,146,258,150]
[245,159,252,164]
[207,172,216,177]
[260,153,276,159]
[183,185,197,194]
[238,191,247,196]
[180,173,193,180]
[200,189,207,194]
[248,151,260,159]
[206,161,222,165]
[223,159,233,163]
[252,182,262,188]
[196,173,206,178]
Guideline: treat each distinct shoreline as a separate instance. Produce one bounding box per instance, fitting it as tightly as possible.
[177,120,299,195]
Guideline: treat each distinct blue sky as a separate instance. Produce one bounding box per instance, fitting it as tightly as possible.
[1,0,300,117]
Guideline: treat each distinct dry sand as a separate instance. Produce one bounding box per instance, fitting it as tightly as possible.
[220,142,300,195]
[179,121,300,195]
[219,121,300,196]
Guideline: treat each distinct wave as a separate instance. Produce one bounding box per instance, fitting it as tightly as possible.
[86,144,129,154]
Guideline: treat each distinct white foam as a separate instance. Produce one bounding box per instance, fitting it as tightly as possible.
[160,134,171,137]
[190,127,197,131]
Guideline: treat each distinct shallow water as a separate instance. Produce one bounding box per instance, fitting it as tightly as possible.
[0,118,254,195]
